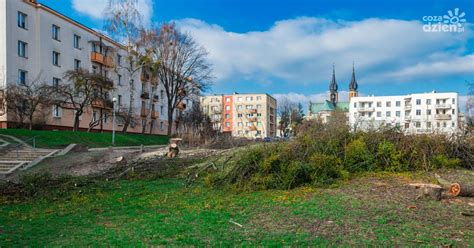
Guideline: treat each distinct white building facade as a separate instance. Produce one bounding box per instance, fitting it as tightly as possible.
[349,92,461,134]
[0,0,188,134]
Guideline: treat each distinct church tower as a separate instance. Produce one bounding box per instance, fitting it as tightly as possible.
[348,62,358,101]
[329,64,338,105]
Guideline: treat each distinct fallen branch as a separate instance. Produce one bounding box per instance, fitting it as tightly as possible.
[229,219,243,228]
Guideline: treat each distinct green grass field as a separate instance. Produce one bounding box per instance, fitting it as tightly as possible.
[0,174,472,246]
[0,129,168,148]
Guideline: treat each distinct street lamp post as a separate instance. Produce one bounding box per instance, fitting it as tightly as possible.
[112,97,117,146]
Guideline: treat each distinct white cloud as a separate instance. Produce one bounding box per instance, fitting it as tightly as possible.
[72,0,153,25]
[176,17,473,86]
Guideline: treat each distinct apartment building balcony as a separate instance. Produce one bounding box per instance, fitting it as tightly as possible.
[435,104,452,109]
[435,114,451,120]
[141,108,149,117]
[91,52,113,67]
[176,101,186,110]
[248,126,257,131]
[152,95,159,102]
[357,107,375,112]
[151,110,158,119]
[247,109,258,114]
[141,72,151,82]
[404,104,412,110]
[140,92,150,99]
[404,115,411,121]
[91,99,113,109]
[248,117,258,122]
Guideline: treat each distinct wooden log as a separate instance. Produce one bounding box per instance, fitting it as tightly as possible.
[449,183,474,197]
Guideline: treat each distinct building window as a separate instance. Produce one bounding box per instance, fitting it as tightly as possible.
[386,111,391,117]
[160,90,164,98]
[386,101,391,107]
[18,12,27,29]
[376,112,381,117]
[257,122,262,127]
[238,122,243,127]
[405,123,410,128]
[396,111,401,117]
[225,105,230,111]
[353,102,357,108]
[443,122,447,128]
[18,70,27,85]
[416,110,421,116]
[427,122,431,128]
[246,105,253,109]
[92,111,98,122]
[73,35,81,49]
[53,77,60,88]
[160,121,164,130]
[395,101,401,107]
[52,51,60,66]
[452,122,455,127]
[118,95,122,106]
[427,109,431,115]
[118,74,122,86]
[225,114,230,119]
[256,96,262,101]
[415,122,421,128]
[74,59,81,70]
[426,99,431,105]
[246,96,253,101]
[104,113,109,123]
[52,25,60,41]
[225,122,230,127]
[416,99,421,105]
[117,54,122,65]
[52,105,61,118]
[237,113,243,118]
[226,97,231,102]
[256,104,262,109]
[376,102,382,107]
[237,105,243,110]
[18,41,27,58]
[452,98,455,104]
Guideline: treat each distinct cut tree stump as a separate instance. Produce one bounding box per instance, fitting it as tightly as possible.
[410,183,443,201]
[449,183,474,197]
[166,143,179,158]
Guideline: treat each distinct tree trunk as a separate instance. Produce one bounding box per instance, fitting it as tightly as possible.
[73,114,81,132]
[449,183,474,197]
[167,114,173,136]
[28,115,33,130]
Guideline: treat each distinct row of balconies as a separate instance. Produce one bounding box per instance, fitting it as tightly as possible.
[404,114,452,121]
[359,103,454,113]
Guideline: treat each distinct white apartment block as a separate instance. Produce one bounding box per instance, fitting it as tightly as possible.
[349,92,461,134]
[0,0,188,134]
[200,93,277,138]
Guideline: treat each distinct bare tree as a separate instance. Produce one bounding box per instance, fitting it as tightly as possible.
[466,80,474,127]
[278,98,304,137]
[105,0,150,133]
[5,76,54,130]
[55,70,114,131]
[143,24,213,135]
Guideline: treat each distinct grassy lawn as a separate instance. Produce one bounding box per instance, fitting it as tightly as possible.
[0,174,472,246]
[0,129,168,148]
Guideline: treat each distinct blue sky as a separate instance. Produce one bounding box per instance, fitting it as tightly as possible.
[41,0,473,106]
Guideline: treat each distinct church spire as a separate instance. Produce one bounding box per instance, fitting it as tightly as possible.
[349,62,359,101]
[349,62,358,91]
[329,63,338,104]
